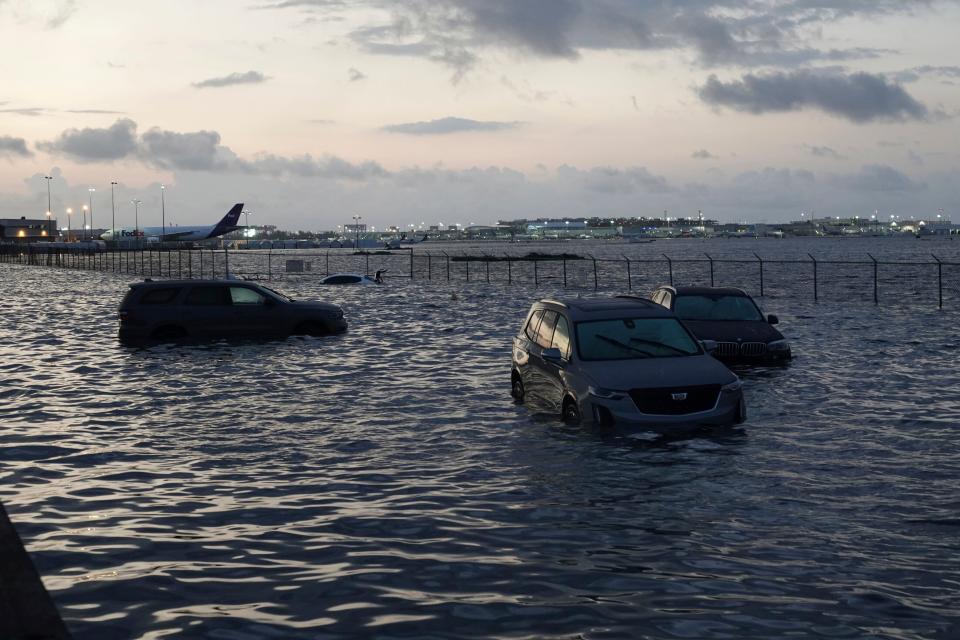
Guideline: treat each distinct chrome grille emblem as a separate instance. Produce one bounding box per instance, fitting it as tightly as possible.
[671,392,688,401]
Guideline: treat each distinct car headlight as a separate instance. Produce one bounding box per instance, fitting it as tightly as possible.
[721,378,742,392]
[588,386,626,400]
[768,339,790,352]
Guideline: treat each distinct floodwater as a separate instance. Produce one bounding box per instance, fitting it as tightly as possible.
[2,238,960,639]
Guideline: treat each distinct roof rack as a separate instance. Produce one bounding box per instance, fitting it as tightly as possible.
[540,298,568,308]
[613,294,660,307]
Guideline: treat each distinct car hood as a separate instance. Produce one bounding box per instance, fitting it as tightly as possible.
[582,354,736,390]
[680,319,784,343]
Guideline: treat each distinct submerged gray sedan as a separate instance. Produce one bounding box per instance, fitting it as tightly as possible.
[511,296,745,429]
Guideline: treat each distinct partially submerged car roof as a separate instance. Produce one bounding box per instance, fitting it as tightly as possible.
[540,296,674,321]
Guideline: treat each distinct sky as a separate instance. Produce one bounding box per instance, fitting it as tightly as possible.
[1,0,959,230]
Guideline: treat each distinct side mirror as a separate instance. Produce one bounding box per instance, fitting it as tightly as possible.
[701,339,717,353]
[767,314,779,325]
[542,347,564,365]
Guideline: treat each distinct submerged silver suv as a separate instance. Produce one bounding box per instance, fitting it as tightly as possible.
[511,296,745,429]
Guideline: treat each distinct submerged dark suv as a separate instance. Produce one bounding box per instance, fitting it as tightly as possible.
[651,286,791,363]
[118,279,346,341]
[511,296,745,430]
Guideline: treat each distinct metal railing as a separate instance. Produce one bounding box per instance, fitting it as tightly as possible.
[1,244,958,308]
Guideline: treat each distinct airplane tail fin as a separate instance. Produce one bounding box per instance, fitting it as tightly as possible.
[209,203,244,238]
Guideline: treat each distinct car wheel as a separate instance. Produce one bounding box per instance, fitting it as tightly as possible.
[152,325,186,340]
[511,373,525,403]
[562,397,581,424]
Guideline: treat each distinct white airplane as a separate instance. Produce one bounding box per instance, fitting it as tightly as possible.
[100,203,244,242]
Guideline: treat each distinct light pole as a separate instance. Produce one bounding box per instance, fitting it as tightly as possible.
[44,175,53,234]
[352,214,362,249]
[88,187,95,240]
[132,199,141,246]
[160,185,166,243]
[110,181,117,241]
[82,205,88,241]
[45,210,51,238]
[242,210,253,245]
[66,207,72,242]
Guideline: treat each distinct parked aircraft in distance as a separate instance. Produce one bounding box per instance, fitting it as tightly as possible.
[100,203,244,242]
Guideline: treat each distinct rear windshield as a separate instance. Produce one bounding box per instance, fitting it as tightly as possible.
[576,317,701,361]
[138,287,181,305]
[674,295,762,321]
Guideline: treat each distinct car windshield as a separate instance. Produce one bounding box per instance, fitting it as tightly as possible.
[674,295,762,321]
[576,318,701,360]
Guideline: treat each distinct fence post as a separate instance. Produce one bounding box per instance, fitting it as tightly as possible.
[427,253,432,280]
[933,254,943,309]
[754,253,764,296]
[534,259,539,287]
[267,249,272,280]
[506,254,512,284]
[409,249,414,280]
[465,257,470,282]
[867,252,878,305]
[590,254,598,290]
[623,255,632,291]
[705,253,714,286]
[562,258,567,287]
[663,254,673,286]
[808,253,818,302]
[199,249,203,278]
[484,254,490,283]
[365,252,370,276]
[443,251,450,281]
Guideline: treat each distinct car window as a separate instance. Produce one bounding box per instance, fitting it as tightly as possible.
[230,287,266,305]
[551,315,572,359]
[576,317,700,361]
[139,287,180,305]
[674,295,762,321]
[524,309,544,342]
[536,310,558,348]
[184,286,231,306]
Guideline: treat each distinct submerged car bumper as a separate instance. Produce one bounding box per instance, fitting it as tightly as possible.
[583,387,745,430]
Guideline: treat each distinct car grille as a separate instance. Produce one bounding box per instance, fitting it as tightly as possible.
[716,341,768,357]
[629,385,721,415]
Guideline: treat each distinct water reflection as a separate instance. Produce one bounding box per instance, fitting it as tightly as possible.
[1,260,959,640]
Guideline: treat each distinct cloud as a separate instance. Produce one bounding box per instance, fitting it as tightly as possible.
[0,107,46,116]
[828,165,925,192]
[692,149,717,160]
[191,70,270,89]
[264,1,942,77]
[37,118,138,161]
[65,109,126,115]
[891,65,960,83]
[140,128,229,171]
[804,145,844,159]
[564,165,672,194]
[1,0,77,29]
[697,71,930,122]
[0,136,32,158]
[382,116,521,135]
[347,67,367,82]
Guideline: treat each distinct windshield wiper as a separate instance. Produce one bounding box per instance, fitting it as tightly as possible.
[596,334,654,357]
[628,337,696,356]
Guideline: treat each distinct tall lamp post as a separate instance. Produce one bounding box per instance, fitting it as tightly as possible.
[352,215,362,249]
[131,199,141,247]
[110,181,117,242]
[242,209,252,246]
[44,175,54,236]
[88,188,95,241]
[160,184,166,243]
[82,205,88,241]
[66,207,72,242]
